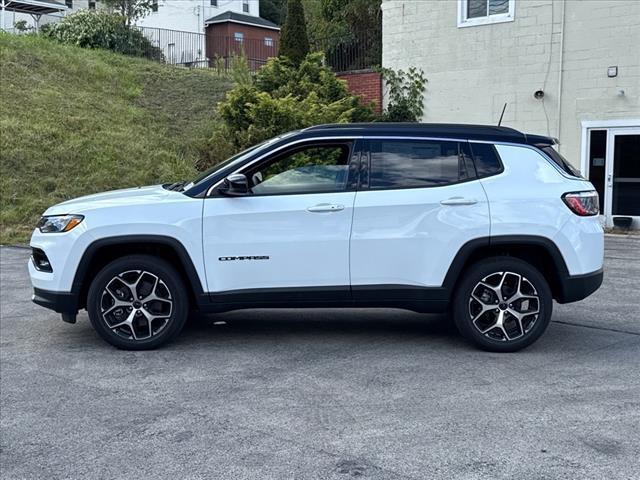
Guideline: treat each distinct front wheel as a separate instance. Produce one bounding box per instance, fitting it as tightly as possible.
[87,255,189,350]
[453,257,553,352]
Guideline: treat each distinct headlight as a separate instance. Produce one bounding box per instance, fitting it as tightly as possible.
[36,214,84,233]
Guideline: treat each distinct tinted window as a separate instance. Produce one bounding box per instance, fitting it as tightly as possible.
[369,140,472,189]
[469,143,503,177]
[539,145,582,178]
[246,144,352,195]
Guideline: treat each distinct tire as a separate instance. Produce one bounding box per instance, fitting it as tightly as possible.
[452,256,553,352]
[87,255,189,350]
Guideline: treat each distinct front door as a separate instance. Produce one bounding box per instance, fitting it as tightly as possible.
[605,128,640,228]
[202,140,359,298]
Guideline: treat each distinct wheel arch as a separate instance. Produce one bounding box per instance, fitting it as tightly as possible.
[72,235,207,311]
[443,235,570,302]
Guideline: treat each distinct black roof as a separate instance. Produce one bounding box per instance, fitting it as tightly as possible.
[302,123,555,145]
[204,11,280,30]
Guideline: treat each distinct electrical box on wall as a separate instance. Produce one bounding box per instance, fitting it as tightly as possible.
[607,66,618,78]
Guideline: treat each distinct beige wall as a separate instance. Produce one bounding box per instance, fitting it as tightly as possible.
[382,0,640,168]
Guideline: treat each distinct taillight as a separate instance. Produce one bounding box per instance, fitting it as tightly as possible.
[562,191,599,216]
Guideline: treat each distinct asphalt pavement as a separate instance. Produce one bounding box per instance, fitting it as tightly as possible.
[1,235,639,480]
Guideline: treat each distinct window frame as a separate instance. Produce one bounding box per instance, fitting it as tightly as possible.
[264,37,274,47]
[362,138,480,192]
[214,140,359,198]
[234,31,244,43]
[210,0,217,6]
[457,0,515,28]
[242,0,249,13]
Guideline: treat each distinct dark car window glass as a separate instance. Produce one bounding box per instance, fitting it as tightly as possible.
[246,144,352,195]
[369,140,470,189]
[469,143,503,177]
[538,145,582,178]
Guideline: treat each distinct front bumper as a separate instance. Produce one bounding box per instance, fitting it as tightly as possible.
[32,287,79,316]
[556,268,603,304]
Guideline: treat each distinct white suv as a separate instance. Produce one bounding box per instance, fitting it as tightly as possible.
[29,124,604,352]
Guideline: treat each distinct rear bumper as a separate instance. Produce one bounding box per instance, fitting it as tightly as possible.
[557,268,603,304]
[32,287,79,315]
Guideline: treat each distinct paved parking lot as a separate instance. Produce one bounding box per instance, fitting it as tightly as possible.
[1,236,639,480]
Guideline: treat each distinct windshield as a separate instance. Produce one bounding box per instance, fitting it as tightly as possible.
[184,132,298,191]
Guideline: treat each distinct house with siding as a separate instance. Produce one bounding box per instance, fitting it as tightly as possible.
[382,0,639,228]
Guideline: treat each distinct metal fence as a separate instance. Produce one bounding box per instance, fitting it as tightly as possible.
[133,26,380,74]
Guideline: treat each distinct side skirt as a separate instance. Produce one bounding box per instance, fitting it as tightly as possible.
[199,285,450,314]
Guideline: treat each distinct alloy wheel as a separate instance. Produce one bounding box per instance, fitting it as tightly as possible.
[100,270,173,341]
[468,271,540,342]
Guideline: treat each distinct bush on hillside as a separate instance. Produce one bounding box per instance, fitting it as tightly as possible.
[202,53,375,168]
[41,11,162,60]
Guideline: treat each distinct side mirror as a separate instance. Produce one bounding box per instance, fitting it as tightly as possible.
[219,173,249,196]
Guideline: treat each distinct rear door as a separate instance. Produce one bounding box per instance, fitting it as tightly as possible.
[350,138,490,292]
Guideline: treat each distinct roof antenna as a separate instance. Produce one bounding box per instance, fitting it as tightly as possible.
[498,103,508,126]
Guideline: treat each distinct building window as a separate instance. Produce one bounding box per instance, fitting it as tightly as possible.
[151,0,158,12]
[264,37,273,47]
[88,0,95,9]
[243,0,249,13]
[234,32,244,43]
[210,0,217,6]
[65,0,72,8]
[458,0,514,28]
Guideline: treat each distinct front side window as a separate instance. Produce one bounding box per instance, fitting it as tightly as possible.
[458,0,514,27]
[245,144,353,195]
[369,140,473,189]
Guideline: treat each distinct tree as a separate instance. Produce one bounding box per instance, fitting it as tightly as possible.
[102,0,154,26]
[260,0,286,25]
[279,0,309,66]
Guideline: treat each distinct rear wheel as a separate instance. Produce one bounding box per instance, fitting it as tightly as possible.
[87,255,188,350]
[453,257,553,352]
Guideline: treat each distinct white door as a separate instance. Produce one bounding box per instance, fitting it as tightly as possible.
[604,128,640,228]
[350,138,491,290]
[202,141,358,296]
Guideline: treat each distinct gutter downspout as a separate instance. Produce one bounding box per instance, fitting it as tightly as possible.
[556,0,566,149]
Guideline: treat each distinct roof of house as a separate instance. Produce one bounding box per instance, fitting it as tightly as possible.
[302,123,555,145]
[204,11,280,31]
[3,0,67,15]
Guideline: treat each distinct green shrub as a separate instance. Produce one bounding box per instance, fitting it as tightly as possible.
[380,67,427,122]
[203,53,375,167]
[41,11,163,60]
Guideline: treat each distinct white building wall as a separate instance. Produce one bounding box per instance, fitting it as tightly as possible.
[2,0,259,34]
[382,0,640,167]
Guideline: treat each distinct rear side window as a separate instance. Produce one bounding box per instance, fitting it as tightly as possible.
[468,143,503,177]
[538,145,582,178]
[369,140,473,189]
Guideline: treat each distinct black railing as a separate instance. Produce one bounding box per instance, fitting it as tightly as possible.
[312,30,382,73]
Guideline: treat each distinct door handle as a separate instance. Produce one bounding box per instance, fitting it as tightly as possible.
[307,203,345,213]
[440,197,478,206]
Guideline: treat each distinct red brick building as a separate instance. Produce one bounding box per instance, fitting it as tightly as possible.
[204,11,280,70]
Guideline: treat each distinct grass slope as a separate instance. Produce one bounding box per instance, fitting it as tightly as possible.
[0,34,231,244]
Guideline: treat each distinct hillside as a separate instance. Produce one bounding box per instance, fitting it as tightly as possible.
[0,34,231,244]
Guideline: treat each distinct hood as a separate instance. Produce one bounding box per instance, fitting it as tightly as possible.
[45,185,182,215]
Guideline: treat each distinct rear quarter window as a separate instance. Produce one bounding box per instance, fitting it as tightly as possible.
[468,143,503,177]
[538,145,583,178]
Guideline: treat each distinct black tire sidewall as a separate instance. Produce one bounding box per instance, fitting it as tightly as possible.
[453,257,553,352]
[87,255,188,350]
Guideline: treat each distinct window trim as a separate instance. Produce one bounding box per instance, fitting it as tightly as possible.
[212,140,358,198]
[234,31,244,43]
[457,0,515,28]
